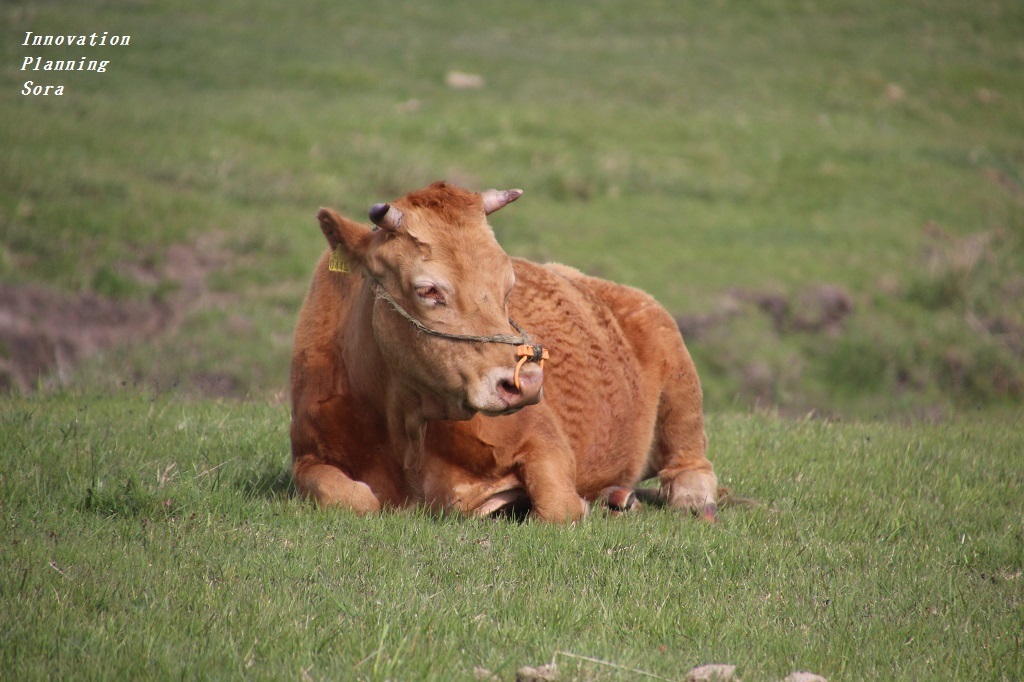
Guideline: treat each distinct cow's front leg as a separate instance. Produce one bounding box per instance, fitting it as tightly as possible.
[292,454,383,513]
[519,449,587,523]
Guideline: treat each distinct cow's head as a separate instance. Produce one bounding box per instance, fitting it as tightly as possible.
[317,182,543,420]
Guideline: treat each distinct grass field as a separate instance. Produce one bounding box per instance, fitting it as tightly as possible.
[2,0,1024,679]
[2,395,1022,680]
[2,0,1022,415]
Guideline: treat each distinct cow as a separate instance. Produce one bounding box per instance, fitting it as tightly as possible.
[289,181,717,522]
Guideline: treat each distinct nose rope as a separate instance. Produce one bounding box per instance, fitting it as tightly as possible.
[370,278,548,390]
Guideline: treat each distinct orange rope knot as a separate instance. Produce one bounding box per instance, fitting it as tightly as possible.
[513,344,549,390]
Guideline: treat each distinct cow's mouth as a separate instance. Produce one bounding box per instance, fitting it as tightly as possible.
[480,378,544,414]
[477,402,528,418]
[464,387,542,418]
[448,398,520,420]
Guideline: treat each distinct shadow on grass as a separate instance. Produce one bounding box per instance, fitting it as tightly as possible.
[236,462,296,500]
[80,476,170,518]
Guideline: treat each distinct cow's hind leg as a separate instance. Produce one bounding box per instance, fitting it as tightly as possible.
[292,454,382,513]
[651,345,719,522]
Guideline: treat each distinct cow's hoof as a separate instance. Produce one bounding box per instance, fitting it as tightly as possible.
[602,486,639,513]
[700,502,719,523]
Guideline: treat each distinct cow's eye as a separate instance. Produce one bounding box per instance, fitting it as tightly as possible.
[415,285,446,306]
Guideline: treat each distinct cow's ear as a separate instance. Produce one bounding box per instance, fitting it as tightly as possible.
[317,208,371,262]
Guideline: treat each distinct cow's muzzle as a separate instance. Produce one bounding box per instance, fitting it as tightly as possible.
[493,360,543,413]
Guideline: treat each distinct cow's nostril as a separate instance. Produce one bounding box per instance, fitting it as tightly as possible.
[498,379,520,396]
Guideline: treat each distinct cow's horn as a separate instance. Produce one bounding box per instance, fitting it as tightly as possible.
[481,188,524,215]
[369,203,403,231]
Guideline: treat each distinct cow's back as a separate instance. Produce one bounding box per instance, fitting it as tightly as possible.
[508,259,683,496]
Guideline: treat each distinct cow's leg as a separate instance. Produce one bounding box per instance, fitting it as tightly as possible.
[519,447,587,523]
[576,278,718,521]
[601,486,639,514]
[292,454,382,513]
[651,344,719,522]
[508,409,590,523]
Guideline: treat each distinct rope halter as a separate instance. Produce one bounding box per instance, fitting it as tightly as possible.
[370,278,549,390]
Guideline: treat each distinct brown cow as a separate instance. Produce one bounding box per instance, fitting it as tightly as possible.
[290,181,717,522]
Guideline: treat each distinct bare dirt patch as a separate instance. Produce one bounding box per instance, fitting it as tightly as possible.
[0,283,173,392]
[676,283,854,341]
[0,235,229,394]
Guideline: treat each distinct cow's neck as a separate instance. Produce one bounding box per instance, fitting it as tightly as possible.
[341,279,453,502]
[380,392,427,501]
[342,280,451,411]
[383,365,473,503]
[340,281,393,408]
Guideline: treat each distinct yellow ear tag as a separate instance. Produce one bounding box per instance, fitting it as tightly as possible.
[328,246,350,273]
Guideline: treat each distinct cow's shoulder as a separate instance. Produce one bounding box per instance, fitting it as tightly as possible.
[291,250,380,416]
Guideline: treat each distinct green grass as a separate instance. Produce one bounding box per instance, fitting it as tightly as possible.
[2,2,1023,678]
[2,393,1022,680]
[2,0,1023,415]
